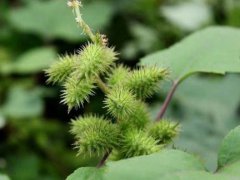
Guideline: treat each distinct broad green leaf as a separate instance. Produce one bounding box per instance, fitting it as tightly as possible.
[218,161,240,177]
[218,126,240,168]
[175,76,240,118]
[68,168,238,180]
[67,167,104,180]
[160,171,237,180]
[2,85,44,118]
[8,0,113,41]
[68,150,205,180]
[173,75,240,171]
[68,149,240,179]
[13,47,57,74]
[104,150,204,180]
[149,75,240,171]
[141,27,240,82]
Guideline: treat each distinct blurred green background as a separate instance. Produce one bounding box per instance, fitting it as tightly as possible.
[0,0,240,179]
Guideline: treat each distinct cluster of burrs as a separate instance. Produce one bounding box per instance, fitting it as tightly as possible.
[46,0,179,164]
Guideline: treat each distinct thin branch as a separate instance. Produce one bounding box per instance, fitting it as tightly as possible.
[97,151,112,168]
[96,77,110,94]
[71,0,96,42]
[69,0,111,168]
[155,80,179,121]
[95,77,111,167]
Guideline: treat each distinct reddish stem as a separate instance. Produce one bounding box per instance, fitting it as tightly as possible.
[97,151,111,168]
[155,81,179,121]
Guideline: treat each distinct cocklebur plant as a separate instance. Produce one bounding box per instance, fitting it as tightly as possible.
[46,0,179,167]
[58,2,240,179]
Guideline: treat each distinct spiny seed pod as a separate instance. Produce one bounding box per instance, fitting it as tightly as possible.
[119,102,150,130]
[76,43,118,79]
[148,120,179,145]
[126,67,168,99]
[118,130,161,159]
[70,115,119,156]
[104,86,137,119]
[46,54,78,84]
[106,65,130,87]
[61,76,95,111]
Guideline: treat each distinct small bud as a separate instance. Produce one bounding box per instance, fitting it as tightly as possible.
[70,115,119,156]
[61,76,96,111]
[104,86,137,119]
[45,54,78,84]
[95,33,108,47]
[126,67,169,99]
[76,43,118,79]
[67,0,82,8]
[117,130,161,159]
[119,102,150,130]
[101,34,109,46]
[148,120,179,145]
[107,65,130,87]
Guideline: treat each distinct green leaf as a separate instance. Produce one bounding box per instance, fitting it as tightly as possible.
[105,150,204,180]
[8,0,113,41]
[2,85,44,119]
[166,75,240,171]
[141,27,240,83]
[68,150,205,180]
[174,76,240,118]
[159,171,234,180]
[218,126,240,168]
[68,148,240,179]
[67,167,104,180]
[218,161,240,177]
[13,47,57,74]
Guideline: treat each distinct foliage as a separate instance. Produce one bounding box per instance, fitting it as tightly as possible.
[70,115,119,156]
[1,0,240,179]
[171,75,240,171]
[48,0,240,179]
[218,126,240,168]
[8,0,113,41]
[13,47,57,74]
[67,126,240,179]
[141,27,240,83]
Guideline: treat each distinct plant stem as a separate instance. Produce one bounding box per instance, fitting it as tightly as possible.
[70,0,111,168]
[96,77,109,94]
[72,1,96,42]
[155,80,179,121]
[95,77,111,167]
[97,151,112,168]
